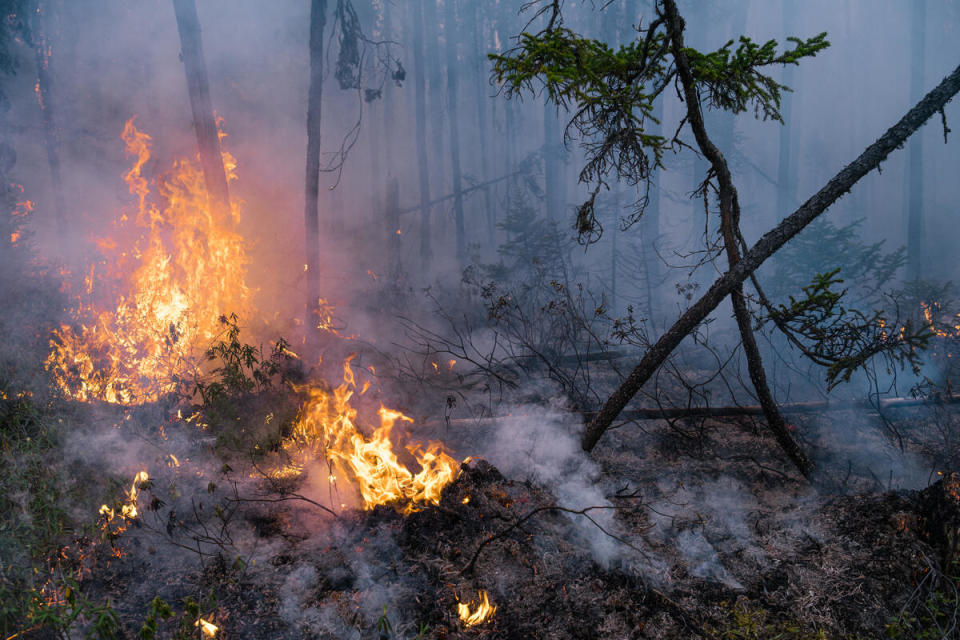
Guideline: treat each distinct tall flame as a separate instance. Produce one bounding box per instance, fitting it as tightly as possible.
[285,356,459,514]
[46,118,250,404]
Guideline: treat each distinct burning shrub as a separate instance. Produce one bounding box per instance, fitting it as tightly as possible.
[46,119,251,405]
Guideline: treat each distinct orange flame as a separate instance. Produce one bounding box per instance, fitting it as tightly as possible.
[195,618,219,638]
[99,469,148,532]
[458,590,496,626]
[46,118,250,404]
[285,357,458,514]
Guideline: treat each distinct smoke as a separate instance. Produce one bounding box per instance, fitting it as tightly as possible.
[473,400,623,566]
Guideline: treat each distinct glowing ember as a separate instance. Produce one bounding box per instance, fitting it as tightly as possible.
[922,301,960,338]
[284,356,459,514]
[458,590,496,627]
[46,118,250,404]
[195,618,219,638]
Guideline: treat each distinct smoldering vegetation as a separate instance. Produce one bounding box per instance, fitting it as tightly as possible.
[3,0,960,639]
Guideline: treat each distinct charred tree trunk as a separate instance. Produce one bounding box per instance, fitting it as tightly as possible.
[411,0,432,266]
[581,54,960,456]
[444,0,466,264]
[906,0,926,281]
[172,0,230,216]
[303,0,327,343]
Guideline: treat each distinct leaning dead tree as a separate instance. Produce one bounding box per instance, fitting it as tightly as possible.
[492,0,960,475]
[583,64,960,454]
[171,0,231,215]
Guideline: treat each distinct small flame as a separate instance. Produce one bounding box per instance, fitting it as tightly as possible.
[458,590,496,627]
[99,470,148,529]
[195,618,219,638]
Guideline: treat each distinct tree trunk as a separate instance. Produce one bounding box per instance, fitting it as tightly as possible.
[386,176,400,282]
[775,0,798,223]
[32,1,67,243]
[661,0,811,476]
[410,0,432,266]
[582,55,960,455]
[469,0,495,249]
[172,0,231,217]
[444,0,465,264]
[610,192,618,314]
[421,0,446,197]
[544,101,559,221]
[906,0,926,281]
[303,0,327,344]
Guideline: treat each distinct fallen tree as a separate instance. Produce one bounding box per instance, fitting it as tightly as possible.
[435,394,960,430]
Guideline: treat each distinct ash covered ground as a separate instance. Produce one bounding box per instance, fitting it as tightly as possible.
[40,389,958,640]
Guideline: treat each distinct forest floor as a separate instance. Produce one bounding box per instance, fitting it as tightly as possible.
[4,373,957,640]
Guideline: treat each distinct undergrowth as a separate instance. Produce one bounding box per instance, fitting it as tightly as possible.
[190,314,301,459]
[0,383,118,639]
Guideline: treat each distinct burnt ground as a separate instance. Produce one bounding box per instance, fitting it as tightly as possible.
[63,402,960,640]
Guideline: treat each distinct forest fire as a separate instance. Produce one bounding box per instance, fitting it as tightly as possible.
[5,0,960,637]
[283,356,459,514]
[41,116,460,516]
[45,118,250,404]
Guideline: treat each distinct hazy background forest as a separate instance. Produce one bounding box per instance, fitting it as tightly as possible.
[7,0,960,392]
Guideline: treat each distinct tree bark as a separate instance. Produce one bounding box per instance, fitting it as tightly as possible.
[582,56,960,454]
[172,0,231,217]
[444,0,466,264]
[663,0,812,476]
[303,0,327,344]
